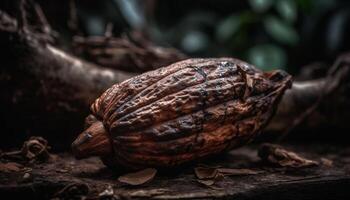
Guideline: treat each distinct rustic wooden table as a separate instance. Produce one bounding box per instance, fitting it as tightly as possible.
[1,144,350,200]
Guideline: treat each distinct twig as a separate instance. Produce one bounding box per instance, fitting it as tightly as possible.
[276,54,350,142]
[33,2,50,34]
[0,11,18,32]
[18,0,29,32]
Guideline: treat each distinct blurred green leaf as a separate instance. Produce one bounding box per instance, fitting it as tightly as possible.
[249,0,274,13]
[247,44,286,70]
[264,16,299,45]
[216,15,241,42]
[181,30,209,53]
[276,0,297,22]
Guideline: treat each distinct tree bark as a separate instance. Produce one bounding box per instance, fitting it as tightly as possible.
[0,11,134,150]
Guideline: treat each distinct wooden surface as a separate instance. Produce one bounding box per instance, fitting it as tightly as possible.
[1,144,350,200]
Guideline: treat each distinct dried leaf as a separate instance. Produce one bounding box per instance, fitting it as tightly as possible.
[258,143,319,168]
[196,179,224,190]
[0,162,23,172]
[22,136,51,162]
[197,179,215,186]
[217,168,260,176]
[1,136,51,164]
[118,168,157,186]
[194,167,218,179]
[194,166,225,188]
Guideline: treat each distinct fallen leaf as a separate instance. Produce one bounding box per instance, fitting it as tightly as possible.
[217,168,260,175]
[258,143,319,168]
[22,136,51,162]
[196,179,224,190]
[194,167,218,179]
[194,166,258,188]
[194,166,225,188]
[0,136,51,164]
[0,162,23,172]
[118,168,157,186]
[197,179,215,186]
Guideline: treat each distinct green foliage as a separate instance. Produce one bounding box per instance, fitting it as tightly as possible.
[145,0,348,71]
[181,30,210,53]
[216,14,241,42]
[248,44,286,70]
[216,0,301,70]
[264,15,299,46]
[276,0,297,22]
[249,0,274,12]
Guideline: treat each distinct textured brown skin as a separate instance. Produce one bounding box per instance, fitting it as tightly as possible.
[81,58,292,169]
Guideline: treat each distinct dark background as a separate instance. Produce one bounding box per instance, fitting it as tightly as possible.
[3,0,350,73]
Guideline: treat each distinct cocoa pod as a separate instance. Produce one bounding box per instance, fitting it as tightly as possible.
[72,58,292,169]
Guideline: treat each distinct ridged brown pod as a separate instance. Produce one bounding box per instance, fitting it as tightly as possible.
[72,58,292,169]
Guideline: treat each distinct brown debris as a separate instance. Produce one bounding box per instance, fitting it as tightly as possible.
[197,179,216,186]
[52,183,90,200]
[194,169,224,190]
[21,136,51,162]
[194,167,218,179]
[194,166,259,188]
[1,144,347,200]
[1,137,51,164]
[320,158,333,167]
[258,143,319,168]
[0,162,23,173]
[118,168,157,186]
[22,172,32,182]
[98,185,115,199]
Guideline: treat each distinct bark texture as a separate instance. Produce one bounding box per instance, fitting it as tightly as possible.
[1,144,349,200]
